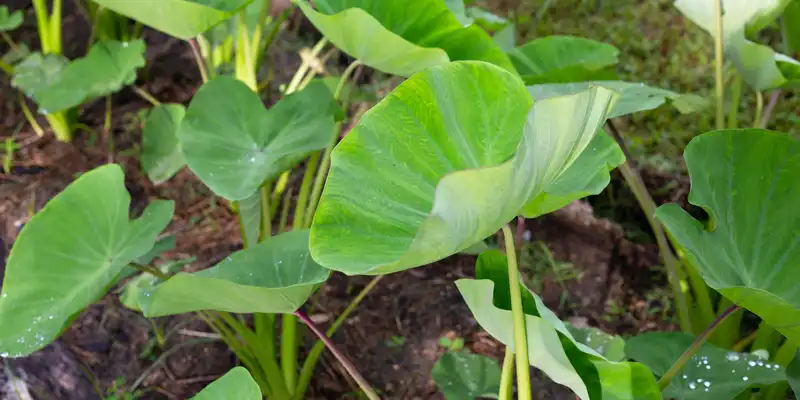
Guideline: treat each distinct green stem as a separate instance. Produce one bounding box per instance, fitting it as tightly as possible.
[501,224,532,400]
[758,90,781,129]
[498,350,515,400]
[281,314,298,390]
[285,38,328,94]
[711,296,743,348]
[753,91,764,129]
[731,329,759,353]
[0,31,21,53]
[254,313,276,362]
[713,0,725,131]
[189,39,209,83]
[49,0,62,55]
[294,311,380,400]
[294,152,321,229]
[235,12,257,91]
[19,96,45,136]
[45,111,72,142]
[658,304,742,391]
[279,188,293,233]
[751,322,779,354]
[128,262,170,280]
[32,0,51,54]
[132,86,161,106]
[293,275,383,399]
[259,183,271,242]
[0,60,12,75]
[727,73,742,129]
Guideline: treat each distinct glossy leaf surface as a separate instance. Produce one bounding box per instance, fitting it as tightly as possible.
[140,230,328,316]
[88,0,253,39]
[0,164,173,357]
[297,0,514,77]
[141,104,186,185]
[310,61,616,275]
[192,367,261,399]
[0,6,23,31]
[675,0,798,90]
[568,325,626,362]
[457,250,660,399]
[431,351,501,400]
[656,129,800,343]
[178,76,337,200]
[509,36,619,85]
[12,41,146,113]
[626,332,786,399]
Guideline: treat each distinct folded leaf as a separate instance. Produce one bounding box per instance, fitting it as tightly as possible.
[0,164,174,357]
[626,332,786,399]
[656,130,800,343]
[141,104,186,185]
[120,258,192,311]
[140,230,329,316]
[456,250,660,399]
[509,36,619,85]
[431,351,502,400]
[89,0,253,39]
[179,76,337,200]
[12,40,146,113]
[675,0,799,90]
[192,367,261,399]
[310,61,616,275]
[297,0,515,77]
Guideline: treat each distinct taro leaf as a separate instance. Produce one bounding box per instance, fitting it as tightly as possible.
[88,0,253,39]
[310,61,616,275]
[296,0,515,77]
[626,332,786,399]
[0,6,23,31]
[786,351,800,399]
[784,1,800,54]
[0,164,174,357]
[431,351,501,400]
[493,23,516,53]
[444,0,472,26]
[12,40,146,113]
[675,0,799,90]
[567,325,626,362]
[178,76,337,200]
[141,104,186,185]
[120,258,192,311]
[192,366,261,400]
[114,234,179,283]
[509,36,619,85]
[456,250,660,399]
[139,230,329,316]
[520,131,624,218]
[467,7,510,33]
[528,80,707,117]
[656,129,800,343]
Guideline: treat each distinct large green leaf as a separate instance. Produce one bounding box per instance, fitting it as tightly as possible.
[0,6,23,31]
[509,36,619,85]
[296,0,515,77]
[88,0,253,39]
[0,164,173,357]
[141,104,186,185]
[139,230,328,316]
[675,0,798,90]
[521,131,624,218]
[626,332,786,399]
[310,61,616,275]
[567,325,626,363]
[178,76,337,200]
[656,129,800,343]
[456,250,660,400]
[12,40,146,113]
[528,80,707,117]
[192,367,261,400]
[431,351,501,400]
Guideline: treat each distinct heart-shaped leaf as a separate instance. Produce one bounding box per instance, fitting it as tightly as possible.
[88,0,253,39]
[139,230,329,316]
[178,76,337,200]
[296,0,515,77]
[674,0,799,90]
[0,164,174,357]
[509,36,619,85]
[656,129,800,343]
[12,40,146,113]
[528,80,707,117]
[310,61,616,275]
[456,250,660,400]
[0,6,23,31]
[141,104,186,185]
[521,131,624,218]
[431,351,501,400]
[192,367,261,400]
[626,332,786,399]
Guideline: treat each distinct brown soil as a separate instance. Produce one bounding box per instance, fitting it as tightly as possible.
[0,3,685,400]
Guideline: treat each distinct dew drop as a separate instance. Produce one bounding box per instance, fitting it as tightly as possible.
[748,361,756,367]
[688,382,697,390]
[704,381,711,388]
[725,352,740,362]
[706,365,711,370]
[743,376,749,381]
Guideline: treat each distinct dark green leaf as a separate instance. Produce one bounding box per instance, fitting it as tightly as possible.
[431,351,501,400]
[509,36,619,85]
[141,104,186,185]
[626,332,786,399]
[0,164,174,357]
[656,129,800,344]
[178,76,337,200]
[567,325,626,362]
